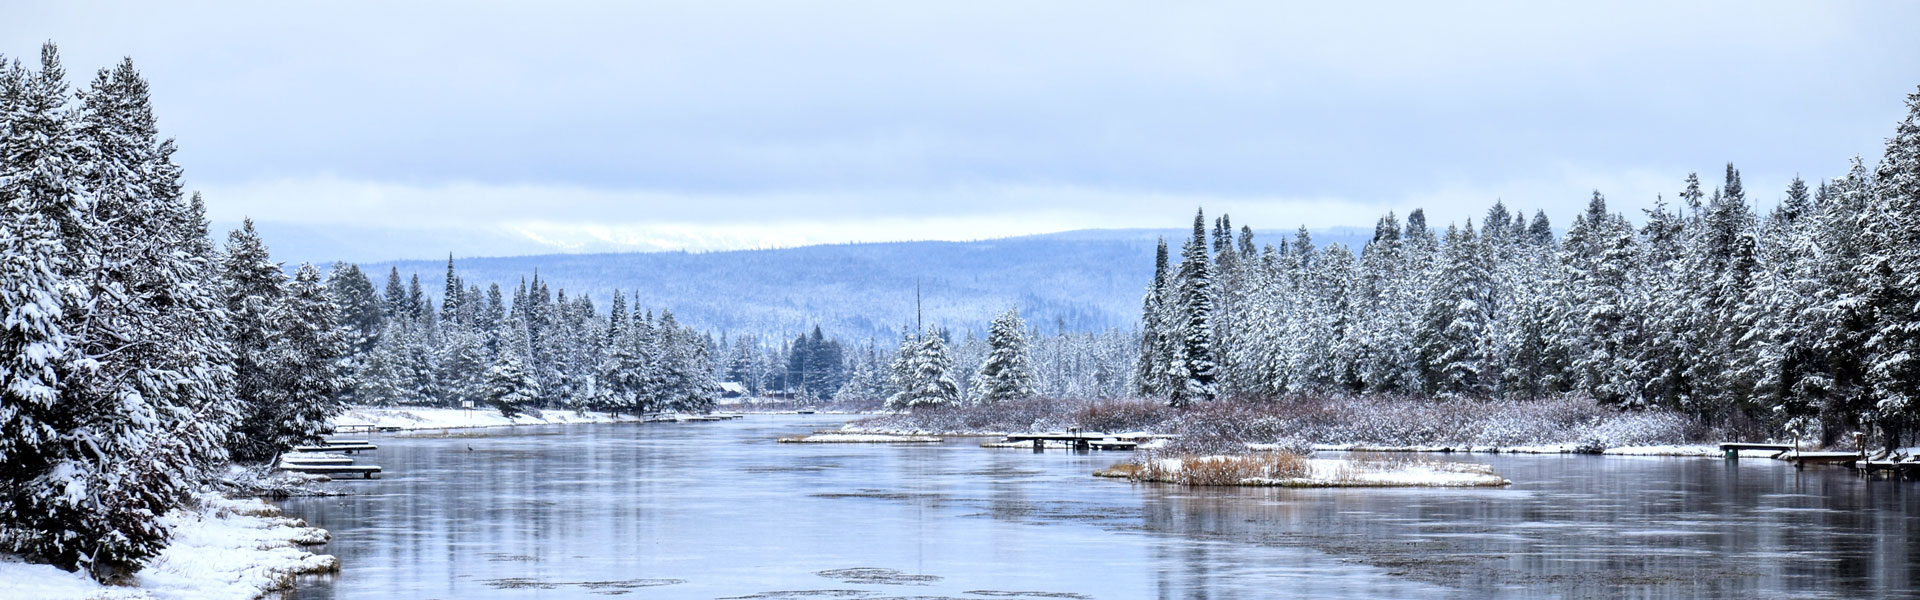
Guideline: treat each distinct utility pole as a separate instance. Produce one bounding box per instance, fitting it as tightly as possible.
[915,278,923,342]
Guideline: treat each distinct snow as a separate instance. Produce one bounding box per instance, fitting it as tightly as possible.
[0,493,336,600]
[1112,455,1510,488]
[778,433,944,443]
[1298,442,1789,458]
[333,405,647,431]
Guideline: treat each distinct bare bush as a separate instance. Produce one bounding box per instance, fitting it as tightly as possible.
[1133,452,1310,486]
[1070,399,1175,433]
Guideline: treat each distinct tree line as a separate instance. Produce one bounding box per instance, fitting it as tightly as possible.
[1137,86,1920,449]
[0,45,727,581]
[328,257,720,417]
[0,46,348,579]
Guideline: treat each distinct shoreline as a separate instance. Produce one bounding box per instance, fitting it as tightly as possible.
[334,406,649,432]
[1096,454,1513,488]
[0,493,337,600]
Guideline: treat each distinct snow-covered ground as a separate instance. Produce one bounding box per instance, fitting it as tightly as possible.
[0,494,336,600]
[778,433,944,443]
[334,406,647,431]
[1101,455,1511,488]
[1295,442,1799,457]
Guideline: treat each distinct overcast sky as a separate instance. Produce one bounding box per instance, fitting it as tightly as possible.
[7,2,1919,254]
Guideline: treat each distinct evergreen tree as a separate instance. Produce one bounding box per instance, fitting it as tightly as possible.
[886,328,960,410]
[483,316,540,417]
[1863,85,1920,448]
[1,48,236,578]
[220,220,291,462]
[1135,238,1172,398]
[269,264,350,450]
[974,307,1038,402]
[1171,210,1218,406]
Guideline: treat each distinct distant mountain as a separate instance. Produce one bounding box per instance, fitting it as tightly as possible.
[260,225,1379,342]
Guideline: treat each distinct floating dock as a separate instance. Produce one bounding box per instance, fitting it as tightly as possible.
[277,464,382,479]
[292,443,378,454]
[1779,451,1863,468]
[1002,431,1168,451]
[276,444,384,479]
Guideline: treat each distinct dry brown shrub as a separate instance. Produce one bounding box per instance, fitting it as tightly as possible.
[1134,452,1309,485]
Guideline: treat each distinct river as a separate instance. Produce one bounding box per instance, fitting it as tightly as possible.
[280,415,1920,599]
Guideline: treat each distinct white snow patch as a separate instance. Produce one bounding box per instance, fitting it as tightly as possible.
[779,433,943,443]
[0,494,336,600]
[1113,455,1510,488]
[334,406,646,431]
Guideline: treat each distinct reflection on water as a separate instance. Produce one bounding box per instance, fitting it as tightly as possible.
[282,416,1920,599]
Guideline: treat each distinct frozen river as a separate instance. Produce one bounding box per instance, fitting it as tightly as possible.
[282,414,1920,599]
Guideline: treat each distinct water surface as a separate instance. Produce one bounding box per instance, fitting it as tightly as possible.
[282,415,1920,599]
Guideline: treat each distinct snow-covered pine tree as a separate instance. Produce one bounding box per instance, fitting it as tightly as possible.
[439,255,462,326]
[1629,195,1692,408]
[887,328,960,410]
[1135,238,1171,398]
[2,47,237,579]
[353,320,423,406]
[1171,210,1218,407]
[382,266,406,321]
[974,307,1038,402]
[1554,192,1641,407]
[483,316,541,417]
[725,335,758,393]
[1747,178,1827,426]
[1814,160,1878,444]
[1421,221,1495,397]
[1863,85,1920,448]
[835,341,897,406]
[1494,210,1559,399]
[220,220,293,461]
[325,263,383,356]
[268,264,350,450]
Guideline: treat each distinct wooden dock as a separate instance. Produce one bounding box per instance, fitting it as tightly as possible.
[1718,442,1795,453]
[280,455,355,466]
[277,464,382,479]
[1852,458,1920,476]
[1003,431,1163,451]
[678,414,744,422]
[276,445,384,479]
[1779,451,1862,468]
[292,443,378,454]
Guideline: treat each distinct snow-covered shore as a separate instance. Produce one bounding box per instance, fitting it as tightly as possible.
[778,433,944,443]
[1098,455,1511,488]
[0,494,336,600]
[334,406,647,432]
[1293,443,1796,458]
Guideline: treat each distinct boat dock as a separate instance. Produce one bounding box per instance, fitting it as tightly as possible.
[1721,440,1920,477]
[1002,430,1170,451]
[291,443,378,454]
[277,440,383,479]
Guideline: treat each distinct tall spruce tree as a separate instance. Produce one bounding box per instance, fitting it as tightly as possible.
[1172,210,1218,406]
[974,308,1038,402]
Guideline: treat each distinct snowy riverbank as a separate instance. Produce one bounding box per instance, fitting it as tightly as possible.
[0,493,336,600]
[1293,443,1791,458]
[334,406,648,431]
[777,433,945,443]
[1098,454,1511,488]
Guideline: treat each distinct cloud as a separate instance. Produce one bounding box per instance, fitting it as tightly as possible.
[8,1,1917,258]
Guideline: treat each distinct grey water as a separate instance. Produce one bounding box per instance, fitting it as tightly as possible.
[281,415,1920,599]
